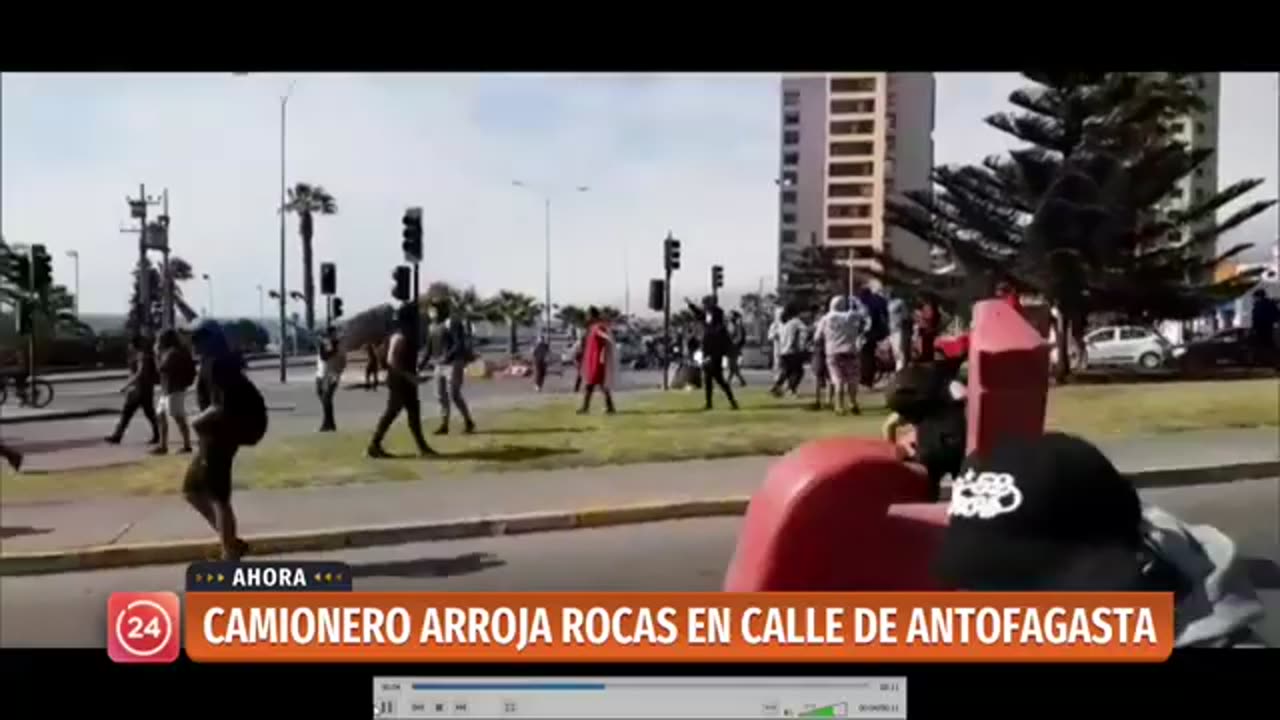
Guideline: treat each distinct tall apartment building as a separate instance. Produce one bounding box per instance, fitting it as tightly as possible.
[776,72,935,297]
[1156,73,1221,260]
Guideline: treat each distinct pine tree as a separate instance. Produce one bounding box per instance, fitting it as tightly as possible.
[779,243,844,315]
[880,73,1275,376]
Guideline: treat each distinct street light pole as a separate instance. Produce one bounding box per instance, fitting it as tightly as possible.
[65,250,80,315]
[278,82,296,383]
[202,274,215,318]
[512,181,589,330]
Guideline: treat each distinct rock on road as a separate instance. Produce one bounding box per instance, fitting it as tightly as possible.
[2,478,1277,647]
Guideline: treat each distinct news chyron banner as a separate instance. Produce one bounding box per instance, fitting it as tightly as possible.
[108,561,1177,663]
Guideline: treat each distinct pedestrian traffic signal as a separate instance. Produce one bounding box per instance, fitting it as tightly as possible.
[402,207,423,264]
[663,234,681,272]
[332,297,344,319]
[319,262,337,296]
[648,278,666,312]
[392,265,412,302]
[30,245,52,293]
[711,264,724,291]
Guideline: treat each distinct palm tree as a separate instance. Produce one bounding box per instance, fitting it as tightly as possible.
[488,290,543,355]
[282,182,338,333]
[598,306,624,325]
[555,304,587,329]
[164,256,198,324]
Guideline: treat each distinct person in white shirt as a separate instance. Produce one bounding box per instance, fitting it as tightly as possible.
[813,294,867,415]
[316,326,346,432]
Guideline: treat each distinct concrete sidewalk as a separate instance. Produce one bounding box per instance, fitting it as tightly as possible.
[2,427,1276,557]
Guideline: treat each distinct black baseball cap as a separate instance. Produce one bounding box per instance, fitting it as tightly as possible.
[933,432,1147,592]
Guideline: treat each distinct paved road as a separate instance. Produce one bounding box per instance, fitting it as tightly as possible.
[2,478,1277,647]
[2,366,724,468]
[3,428,1276,553]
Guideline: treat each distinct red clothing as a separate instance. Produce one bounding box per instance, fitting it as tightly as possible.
[581,321,611,386]
[935,334,970,361]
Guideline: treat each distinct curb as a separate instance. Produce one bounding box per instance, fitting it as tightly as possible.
[0,462,1274,577]
[0,498,748,577]
[0,408,117,426]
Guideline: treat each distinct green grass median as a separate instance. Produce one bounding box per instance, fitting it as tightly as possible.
[4,378,1277,502]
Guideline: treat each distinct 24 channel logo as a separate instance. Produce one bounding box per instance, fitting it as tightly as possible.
[107,592,181,663]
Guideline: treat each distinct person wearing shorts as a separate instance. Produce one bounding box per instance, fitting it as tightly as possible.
[186,320,250,561]
[153,330,193,455]
[812,295,866,415]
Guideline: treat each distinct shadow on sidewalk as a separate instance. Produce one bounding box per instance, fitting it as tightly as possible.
[0,525,52,540]
[478,427,592,436]
[349,552,505,579]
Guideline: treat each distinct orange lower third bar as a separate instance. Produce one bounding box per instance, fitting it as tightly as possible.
[182,591,1174,663]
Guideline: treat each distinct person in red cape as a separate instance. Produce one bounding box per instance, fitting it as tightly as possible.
[576,306,617,415]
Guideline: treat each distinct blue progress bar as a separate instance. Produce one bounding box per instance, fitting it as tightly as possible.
[411,683,606,691]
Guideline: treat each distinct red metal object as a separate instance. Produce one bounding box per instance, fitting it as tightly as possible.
[723,298,1052,592]
[965,299,1051,456]
[723,438,931,591]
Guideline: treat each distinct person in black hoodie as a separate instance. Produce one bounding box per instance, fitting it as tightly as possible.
[686,298,739,411]
[882,360,967,502]
[106,335,160,445]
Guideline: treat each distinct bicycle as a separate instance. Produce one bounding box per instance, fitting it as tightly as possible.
[0,375,55,409]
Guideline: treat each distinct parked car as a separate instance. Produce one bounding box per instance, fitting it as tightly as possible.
[1082,325,1172,370]
[1172,327,1272,369]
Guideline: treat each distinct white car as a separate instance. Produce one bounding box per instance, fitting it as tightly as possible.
[1082,325,1172,370]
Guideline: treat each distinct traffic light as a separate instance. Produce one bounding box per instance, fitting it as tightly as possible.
[711,264,724,291]
[8,254,31,291]
[392,265,412,302]
[663,235,681,272]
[30,245,52,292]
[647,279,666,312]
[402,207,423,264]
[319,262,337,296]
[332,297,344,319]
[17,299,33,336]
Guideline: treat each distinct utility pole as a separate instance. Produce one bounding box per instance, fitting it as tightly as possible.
[122,184,162,336]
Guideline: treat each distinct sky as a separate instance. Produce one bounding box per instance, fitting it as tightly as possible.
[2,72,1276,319]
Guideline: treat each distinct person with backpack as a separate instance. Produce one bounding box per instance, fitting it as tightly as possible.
[368,304,436,458]
[428,301,476,435]
[187,319,266,562]
[106,335,160,446]
[685,298,740,411]
[153,329,195,455]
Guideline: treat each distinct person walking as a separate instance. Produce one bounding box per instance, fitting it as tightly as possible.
[766,307,785,387]
[813,294,866,415]
[687,299,739,411]
[368,304,435,458]
[316,326,345,432]
[430,302,476,435]
[576,307,618,414]
[532,331,551,392]
[186,320,266,562]
[1249,287,1278,364]
[571,331,586,393]
[809,323,831,411]
[769,305,807,397]
[916,294,941,361]
[726,310,748,387]
[106,335,160,445]
[153,329,195,455]
[363,343,380,391]
[887,293,913,372]
[857,284,888,389]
